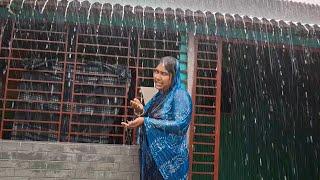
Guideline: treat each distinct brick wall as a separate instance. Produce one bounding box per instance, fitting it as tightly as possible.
[0,140,140,180]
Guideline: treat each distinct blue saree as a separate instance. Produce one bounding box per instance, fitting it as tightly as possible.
[139,61,192,180]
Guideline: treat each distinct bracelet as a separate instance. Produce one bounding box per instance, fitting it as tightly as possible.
[134,109,144,117]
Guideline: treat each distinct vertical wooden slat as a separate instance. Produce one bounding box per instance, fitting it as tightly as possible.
[188,36,198,180]
[213,38,223,180]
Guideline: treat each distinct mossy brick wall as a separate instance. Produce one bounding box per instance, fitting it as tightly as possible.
[0,140,140,180]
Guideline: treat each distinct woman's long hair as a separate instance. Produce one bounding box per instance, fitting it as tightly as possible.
[158,56,181,90]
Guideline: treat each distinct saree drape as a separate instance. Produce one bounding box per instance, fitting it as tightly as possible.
[139,61,192,180]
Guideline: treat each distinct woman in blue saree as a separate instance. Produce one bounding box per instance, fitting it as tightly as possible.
[122,56,192,180]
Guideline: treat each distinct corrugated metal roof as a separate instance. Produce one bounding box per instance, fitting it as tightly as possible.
[1,0,319,48]
[84,0,320,25]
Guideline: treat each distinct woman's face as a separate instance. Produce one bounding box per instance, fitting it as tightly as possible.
[153,63,172,92]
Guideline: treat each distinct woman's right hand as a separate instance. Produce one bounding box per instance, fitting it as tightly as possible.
[130,98,144,116]
[121,117,144,128]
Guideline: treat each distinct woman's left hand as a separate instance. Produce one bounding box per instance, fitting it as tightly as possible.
[121,117,144,128]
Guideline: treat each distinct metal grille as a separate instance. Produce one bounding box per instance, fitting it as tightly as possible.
[0,20,184,145]
[67,31,131,144]
[189,37,222,180]
[0,23,68,141]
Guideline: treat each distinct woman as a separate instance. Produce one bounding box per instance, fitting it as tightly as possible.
[122,56,192,180]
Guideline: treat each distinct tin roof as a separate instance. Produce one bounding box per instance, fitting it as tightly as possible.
[1,0,319,48]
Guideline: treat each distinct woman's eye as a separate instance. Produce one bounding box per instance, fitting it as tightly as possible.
[153,69,169,76]
[161,72,169,76]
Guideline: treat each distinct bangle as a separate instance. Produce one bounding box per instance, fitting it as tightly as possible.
[134,109,144,117]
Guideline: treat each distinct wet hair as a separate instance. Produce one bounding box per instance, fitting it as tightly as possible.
[159,56,177,81]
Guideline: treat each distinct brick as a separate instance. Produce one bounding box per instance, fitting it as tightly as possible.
[126,146,140,156]
[87,145,139,156]
[0,177,25,180]
[46,161,76,170]
[71,162,92,170]
[29,161,47,169]
[14,169,46,177]
[63,143,96,154]
[0,167,14,176]
[45,169,75,178]
[32,143,64,153]
[28,178,66,180]
[0,160,17,167]
[0,152,12,160]
[18,141,35,151]
[74,170,105,179]
[0,141,33,151]
[133,155,140,164]
[76,153,115,162]
[93,162,119,171]
[15,160,31,169]
[104,172,134,180]
[132,173,140,180]
[91,145,124,155]
[46,152,76,161]
[112,155,134,163]
[72,161,118,172]
[0,140,20,150]
[0,160,30,168]
[11,152,47,161]
[119,162,140,172]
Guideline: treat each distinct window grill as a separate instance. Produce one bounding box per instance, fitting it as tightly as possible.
[189,37,222,180]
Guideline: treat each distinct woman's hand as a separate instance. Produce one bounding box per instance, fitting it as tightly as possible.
[130,98,144,116]
[121,117,144,128]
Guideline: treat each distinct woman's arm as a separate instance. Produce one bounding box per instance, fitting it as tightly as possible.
[130,98,144,116]
[121,117,144,128]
